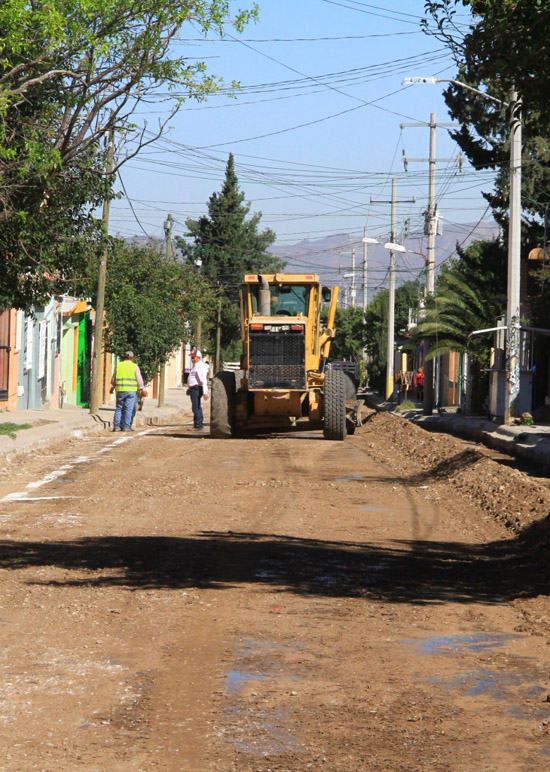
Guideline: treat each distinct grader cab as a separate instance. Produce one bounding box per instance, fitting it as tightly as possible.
[210,273,351,440]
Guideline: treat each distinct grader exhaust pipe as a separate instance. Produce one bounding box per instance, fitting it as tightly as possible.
[259,275,271,316]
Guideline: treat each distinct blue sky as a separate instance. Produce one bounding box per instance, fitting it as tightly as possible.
[109,0,495,255]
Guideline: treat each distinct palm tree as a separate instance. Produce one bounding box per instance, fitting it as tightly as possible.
[415,270,503,358]
[415,269,505,414]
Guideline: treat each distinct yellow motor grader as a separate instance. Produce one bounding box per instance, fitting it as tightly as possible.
[210,273,353,440]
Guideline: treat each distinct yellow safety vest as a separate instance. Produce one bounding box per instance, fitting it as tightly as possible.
[115,360,138,392]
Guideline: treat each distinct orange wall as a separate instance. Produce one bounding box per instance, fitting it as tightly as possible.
[0,310,20,411]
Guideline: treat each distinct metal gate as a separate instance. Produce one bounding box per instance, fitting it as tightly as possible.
[0,311,11,402]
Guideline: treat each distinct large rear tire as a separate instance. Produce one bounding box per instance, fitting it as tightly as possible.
[210,372,235,438]
[323,368,347,441]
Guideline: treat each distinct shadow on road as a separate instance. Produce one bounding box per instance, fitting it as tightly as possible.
[1,524,548,604]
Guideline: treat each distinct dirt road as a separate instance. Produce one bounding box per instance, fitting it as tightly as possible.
[1,411,550,771]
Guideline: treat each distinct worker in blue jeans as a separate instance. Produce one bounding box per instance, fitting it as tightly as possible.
[186,348,209,429]
[110,351,146,432]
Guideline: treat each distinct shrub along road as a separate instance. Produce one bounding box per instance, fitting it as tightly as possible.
[0,413,549,770]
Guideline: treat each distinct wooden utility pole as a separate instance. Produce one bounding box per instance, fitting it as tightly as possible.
[214,296,222,375]
[90,126,115,414]
[158,213,173,408]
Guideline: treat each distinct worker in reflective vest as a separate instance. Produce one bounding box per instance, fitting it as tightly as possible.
[110,351,145,432]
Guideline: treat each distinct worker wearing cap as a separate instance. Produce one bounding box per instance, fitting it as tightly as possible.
[110,351,145,432]
[187,348,209,430]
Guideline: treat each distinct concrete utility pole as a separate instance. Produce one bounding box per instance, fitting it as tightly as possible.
[164,213,173,262]
[388,200,397,402]
[350,248,357,308]
[362,226,368,314]
[158,213,174,408]
[402,77,523,421]
[504,90,522,423]
[371,179,415,401]
[90,125,115,415]
[401,113,459,414]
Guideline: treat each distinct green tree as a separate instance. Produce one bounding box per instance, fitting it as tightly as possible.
[330,307,366,362]
[103,240,216,382]
[415,270,495,358]
[365,279,422,391]
[414,267,500,413]
[180,153,283,351]
[0,1,257,310]
[423,0,550,236]
[412,236,509,412]
[449,238,507,307]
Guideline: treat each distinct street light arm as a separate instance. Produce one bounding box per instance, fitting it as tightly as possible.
[402,76,507,107]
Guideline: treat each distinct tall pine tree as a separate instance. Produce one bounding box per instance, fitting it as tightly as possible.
[180,153,284,352]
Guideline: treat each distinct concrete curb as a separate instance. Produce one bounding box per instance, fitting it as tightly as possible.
[0,390,193,465]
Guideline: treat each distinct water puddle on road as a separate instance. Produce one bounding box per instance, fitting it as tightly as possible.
[431,668,550,723]
[404,633,550,743]
[403,633,521,655]
[433,667,522,699]
[226,668,272,693]
[222,639,300,756]
[336,474,365,482]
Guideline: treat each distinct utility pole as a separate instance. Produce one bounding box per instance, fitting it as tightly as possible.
[370,179,416,401]
[387,181,397,403]
[158,213,174,408]
[350,247,357,307]
[401,113,459,414]
[214,296,222,375]
[90,125,115,415]
[402,78,523,421]
[504,90,522,423]
[362,226,368,314]
[164,213,173,262]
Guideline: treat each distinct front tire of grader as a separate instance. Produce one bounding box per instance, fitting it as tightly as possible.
[210,371,235,438]
[323,368,347,441]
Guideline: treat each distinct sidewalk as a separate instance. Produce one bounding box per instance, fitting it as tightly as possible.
[0,387,194,463]
[361,389,550,471]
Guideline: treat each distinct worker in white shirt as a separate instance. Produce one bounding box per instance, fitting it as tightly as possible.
[186,348,209,430]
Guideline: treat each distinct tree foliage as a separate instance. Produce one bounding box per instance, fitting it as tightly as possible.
[424,1,550,118]
[415,270,492,358]
[365,279,422,391]
[330,306,366,362]
[179,153,283,350]
[423,0,550,234]
[182,153,280,288]
[103,239,216,382]
[414,237,506,357]
[0,1,257,310]
[448,237,507,305]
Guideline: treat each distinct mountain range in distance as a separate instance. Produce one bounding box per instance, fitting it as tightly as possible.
[269,220,500,304]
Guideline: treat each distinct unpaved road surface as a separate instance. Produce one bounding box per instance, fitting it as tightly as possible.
[1,410,550,771]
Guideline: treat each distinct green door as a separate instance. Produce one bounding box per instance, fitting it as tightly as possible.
[76,314,90,407]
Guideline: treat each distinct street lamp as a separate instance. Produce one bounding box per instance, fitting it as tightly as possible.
[402,76,522,423]
[362,232,379,314]
[383,241,407,401]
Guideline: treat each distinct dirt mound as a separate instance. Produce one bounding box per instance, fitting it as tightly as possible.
[357,409,550,541]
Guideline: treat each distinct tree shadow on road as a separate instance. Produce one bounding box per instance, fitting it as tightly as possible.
[1,526,549,604]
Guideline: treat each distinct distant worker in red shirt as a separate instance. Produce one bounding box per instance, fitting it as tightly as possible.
[414,366,425,402]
